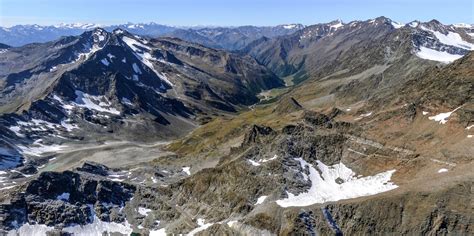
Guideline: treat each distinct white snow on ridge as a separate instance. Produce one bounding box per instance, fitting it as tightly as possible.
[391,21,404,29]
[276,158,398,207]
[452,23,472,28]
[408,21,419,28]
[330,21,344,30]
[416,46,464,63]
[282,24,298,29]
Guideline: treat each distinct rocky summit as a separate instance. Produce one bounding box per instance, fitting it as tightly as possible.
[0,14,473,236]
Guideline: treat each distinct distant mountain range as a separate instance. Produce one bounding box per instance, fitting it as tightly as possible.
[0,22,304,49]
[241,17,474,84]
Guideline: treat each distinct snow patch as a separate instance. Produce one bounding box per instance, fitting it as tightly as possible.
[428,106,461,124]
[188,218,214,236]
[182,167,191,175]
[149,228,167,236]
[132,63,142,74]
[56,192,70,201]
[255,196,268,205]
[438,168,448,173]
[61,119,78,131]
[416,46,464,63]
[431,158,456,167]
[100,58,110,66]
[121,97,133,106]
[248,160,260,166]
[248,154,278,166]
[8,126,24,137]
[138,207,152,216]
[74,90,120,115]
[391,21,404,29]
[276,158,398,207]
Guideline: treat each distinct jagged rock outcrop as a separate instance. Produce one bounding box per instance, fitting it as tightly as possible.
[0,162,135,231]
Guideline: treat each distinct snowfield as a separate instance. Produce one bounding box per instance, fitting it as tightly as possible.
[421,26,474,50]
[276,158,398,207]
[416,47,464,63]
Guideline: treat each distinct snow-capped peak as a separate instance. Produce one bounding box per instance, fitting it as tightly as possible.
[329,19,344,30]
[54,23,102,29]
[407,21,420,28]
[452,23,473,28]
[282,24,299,29]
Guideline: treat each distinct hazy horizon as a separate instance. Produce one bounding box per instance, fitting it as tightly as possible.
[1,0,472,27]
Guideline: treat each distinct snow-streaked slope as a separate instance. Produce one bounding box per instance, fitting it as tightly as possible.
[121,36,173,85]
[276,158,398,207]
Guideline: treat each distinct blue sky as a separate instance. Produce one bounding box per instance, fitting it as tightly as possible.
[0,0,472,27]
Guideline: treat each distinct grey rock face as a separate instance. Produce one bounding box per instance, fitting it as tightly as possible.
[0,162,135,230]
